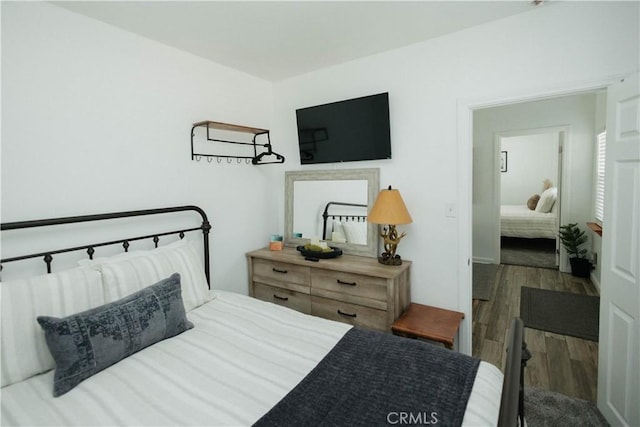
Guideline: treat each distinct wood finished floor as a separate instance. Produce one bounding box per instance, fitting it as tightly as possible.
[472,264,599,402]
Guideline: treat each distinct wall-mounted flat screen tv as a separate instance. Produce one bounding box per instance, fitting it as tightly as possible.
[296,92,391,164]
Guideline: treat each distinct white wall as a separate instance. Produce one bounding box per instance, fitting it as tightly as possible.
[1,2,286,291]
[473,93,597,267]
[273,1,638,352]
[500,133,559,205]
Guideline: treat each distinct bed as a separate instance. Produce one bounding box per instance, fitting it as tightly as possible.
[1,205,528,426]
[500,187,559,239]
[500,205,558,239]
[321,201,368,244]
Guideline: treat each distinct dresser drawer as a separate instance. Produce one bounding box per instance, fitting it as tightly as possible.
[253,282,311,314]
[311,296,387,332]
[253,258,311,292]
[311,269,387,308]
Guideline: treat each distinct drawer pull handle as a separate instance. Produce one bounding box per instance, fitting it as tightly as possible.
[337,309,357,318]
[273,294,289,301]
[337,279,357,286]
[272,268,288,274]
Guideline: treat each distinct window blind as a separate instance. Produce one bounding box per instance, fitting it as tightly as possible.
[595,131,606,223]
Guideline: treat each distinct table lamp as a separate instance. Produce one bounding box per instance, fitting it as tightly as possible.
[367,186,412,265]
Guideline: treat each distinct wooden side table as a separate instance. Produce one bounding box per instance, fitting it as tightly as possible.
[391,303,465,349]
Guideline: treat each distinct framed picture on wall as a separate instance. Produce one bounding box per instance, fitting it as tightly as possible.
[500,151,508,173]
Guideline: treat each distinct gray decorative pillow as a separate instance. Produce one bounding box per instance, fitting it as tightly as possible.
[37,272,193,397]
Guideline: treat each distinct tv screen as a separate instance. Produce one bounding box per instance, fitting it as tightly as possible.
[296,92,391,164]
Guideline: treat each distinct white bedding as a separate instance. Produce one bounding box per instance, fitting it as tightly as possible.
[1,291,503,426]
[500,204,557,239]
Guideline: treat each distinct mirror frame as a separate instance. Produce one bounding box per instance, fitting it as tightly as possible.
[285,168,380,257]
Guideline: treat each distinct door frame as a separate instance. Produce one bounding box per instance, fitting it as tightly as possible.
[494,126,567,269]
[456,75,624,355]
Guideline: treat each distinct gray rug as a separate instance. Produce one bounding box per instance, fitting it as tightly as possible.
[473,263,500,300]
[501,237,557,269]
[520,287,600,341]
[525,386,609,426]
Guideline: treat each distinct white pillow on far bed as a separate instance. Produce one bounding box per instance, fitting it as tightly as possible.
[535,187,557,213]
[1,266,104,387]
[86,239,213,312]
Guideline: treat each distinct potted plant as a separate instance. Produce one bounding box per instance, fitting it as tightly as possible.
[559,223,592,277]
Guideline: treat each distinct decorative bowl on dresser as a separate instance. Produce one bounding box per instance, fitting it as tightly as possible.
[247,247,411,332]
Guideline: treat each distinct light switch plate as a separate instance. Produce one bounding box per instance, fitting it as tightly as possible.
[445,202,457,218]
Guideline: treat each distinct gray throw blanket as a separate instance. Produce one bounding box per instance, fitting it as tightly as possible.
[254,327,480,427]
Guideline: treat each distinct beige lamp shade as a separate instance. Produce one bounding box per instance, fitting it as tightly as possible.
[368,186,412,225]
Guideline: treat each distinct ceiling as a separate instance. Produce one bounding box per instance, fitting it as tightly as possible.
[55,1,541,82]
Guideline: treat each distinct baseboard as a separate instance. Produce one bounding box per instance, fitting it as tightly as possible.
[472,256,496,264]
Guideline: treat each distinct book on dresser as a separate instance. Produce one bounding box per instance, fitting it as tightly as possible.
[246,247,411,332]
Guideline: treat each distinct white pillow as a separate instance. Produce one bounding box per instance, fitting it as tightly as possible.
[87,239,213,312]
[332,220,345,237]
[341,221,368,245]
[328,220,346,242]
[535,187,558,213]
[1,266,104,387]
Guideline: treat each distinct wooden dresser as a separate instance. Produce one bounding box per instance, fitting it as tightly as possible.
[246,247,411,332]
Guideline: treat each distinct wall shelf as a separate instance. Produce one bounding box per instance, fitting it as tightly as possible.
[586,222,603,236]
[190,120,285,165]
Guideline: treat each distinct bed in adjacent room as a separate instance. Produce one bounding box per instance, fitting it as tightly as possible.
[0,205,527,427]
[501,187,558,239]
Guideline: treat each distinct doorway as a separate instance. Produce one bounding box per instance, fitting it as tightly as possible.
[469,90,604,401]
[497,128,563,269]
[471,91,603,272]
[459,74,639,426]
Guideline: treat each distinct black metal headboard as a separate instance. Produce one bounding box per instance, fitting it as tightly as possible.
[0,205,211,288]
[321,201,367,240]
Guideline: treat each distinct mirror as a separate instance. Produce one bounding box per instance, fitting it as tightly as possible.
[285,168,380,257]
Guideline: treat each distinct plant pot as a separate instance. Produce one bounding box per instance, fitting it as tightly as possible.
[569,258,591,277]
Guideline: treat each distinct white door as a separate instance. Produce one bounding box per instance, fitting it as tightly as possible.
[597,72,640,426]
